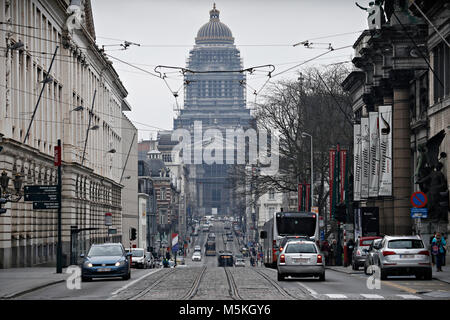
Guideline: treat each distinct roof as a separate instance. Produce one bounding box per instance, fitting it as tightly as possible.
[195,4,234,45]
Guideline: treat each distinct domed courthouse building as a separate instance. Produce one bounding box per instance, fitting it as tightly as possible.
[174,5,253,217]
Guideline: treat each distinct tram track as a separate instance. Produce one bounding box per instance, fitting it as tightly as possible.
[127,268,177,300]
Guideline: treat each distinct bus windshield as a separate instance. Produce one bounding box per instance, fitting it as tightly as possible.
[276,215,316,237]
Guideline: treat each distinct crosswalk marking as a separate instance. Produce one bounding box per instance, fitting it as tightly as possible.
[325,294,347,299]
[361,294,384,299]
[396,294,422,299]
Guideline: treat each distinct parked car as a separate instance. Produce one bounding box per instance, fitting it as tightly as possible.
[376,235,432,280]
[81,243,131,281]
[176,256,185,265]
[352,236,382,270]
[364,239,383,275]
[145,252,156,269]
[192,251,202,261]
[277,240,325,281]
[126,248,147,269]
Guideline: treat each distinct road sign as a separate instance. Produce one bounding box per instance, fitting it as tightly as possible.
[24,193,59,202]
[24,185,58,194]
[105,213,112,226]
[33,201,59,210]
[54,145,61,166]
[411,208,428,218]
[410,191,427,208]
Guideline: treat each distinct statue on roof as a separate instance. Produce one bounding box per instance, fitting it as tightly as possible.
[66,0,84,33]
[355,1,386,30]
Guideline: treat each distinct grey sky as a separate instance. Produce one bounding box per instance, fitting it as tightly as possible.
[90,0,368,140]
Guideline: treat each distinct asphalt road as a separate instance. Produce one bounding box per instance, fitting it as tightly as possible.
[13,220,450,300]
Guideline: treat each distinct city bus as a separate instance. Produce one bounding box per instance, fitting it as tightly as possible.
[205,240,216,256]
[260,211,319,268]
[218,251,234,267]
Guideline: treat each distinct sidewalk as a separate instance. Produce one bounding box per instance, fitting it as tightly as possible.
[0,267,70,299]
[327,264,450,284]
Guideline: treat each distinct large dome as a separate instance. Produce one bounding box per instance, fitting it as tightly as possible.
[195,4,234,44]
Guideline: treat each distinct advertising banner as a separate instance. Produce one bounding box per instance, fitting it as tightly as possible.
[353,124,361,201]
[378,105,392,196]
[340,150,347,203]
[369,112,380,197]
[360,117,370,199]
[329,149,336,218]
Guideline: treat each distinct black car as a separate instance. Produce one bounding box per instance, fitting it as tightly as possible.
[80,243,132,281]
[218,251,234,267]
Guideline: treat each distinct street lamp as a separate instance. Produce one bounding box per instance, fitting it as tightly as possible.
[301,132,314,207]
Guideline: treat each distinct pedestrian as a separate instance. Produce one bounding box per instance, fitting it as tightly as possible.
[347,238,355,266]
[321,240,330,266]
[430,231,436,265]
[443,235,447,266]
[432,233,447,272]
[330,239,337,266]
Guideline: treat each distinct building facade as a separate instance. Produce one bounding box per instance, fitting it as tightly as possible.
[342,0,449,240]
[173,5,253,217]
[0,0,134,268]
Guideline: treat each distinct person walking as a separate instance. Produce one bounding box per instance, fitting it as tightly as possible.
[430,231,436,266]
[330,239,337,266]
[347,238,355,266]
[321,240,330,266]
[432,233,447,272]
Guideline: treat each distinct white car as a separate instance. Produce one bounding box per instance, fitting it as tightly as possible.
[194,245,201,252]
[235,258,245,267]
[192,252,202,261]
[127,248,147,269]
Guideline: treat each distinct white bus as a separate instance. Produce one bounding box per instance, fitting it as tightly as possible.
[260,211,319,268]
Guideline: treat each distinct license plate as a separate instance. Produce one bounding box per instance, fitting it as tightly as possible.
[293,258,309,263]
[97,268,111,272]
[400,254,414,259]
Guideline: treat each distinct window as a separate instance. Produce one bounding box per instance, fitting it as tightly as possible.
[432,36,450,102]
[269,189,275,200]
[160,187,166,200]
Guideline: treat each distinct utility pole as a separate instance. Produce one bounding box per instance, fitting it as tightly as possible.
[56,139,63,273]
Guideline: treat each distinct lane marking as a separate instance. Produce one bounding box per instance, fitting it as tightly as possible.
[397,294,421,299]
[382,281,418,294]
[110,268,161,296]
[325,294,347,299]
[361,294,384,299]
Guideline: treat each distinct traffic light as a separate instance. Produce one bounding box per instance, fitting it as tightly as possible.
[130,227,137,241]
[334,202,347,223]
[0,198,7,214]
[439,190,449,218]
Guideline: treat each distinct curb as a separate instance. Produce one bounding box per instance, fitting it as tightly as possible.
[0,279,66,300]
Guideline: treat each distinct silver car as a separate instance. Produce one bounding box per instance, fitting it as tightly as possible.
[376,235,432,280]
[277,240,325,281]
[364,239,382,275]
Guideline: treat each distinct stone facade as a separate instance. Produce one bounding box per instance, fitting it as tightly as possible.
[0,0,135,268]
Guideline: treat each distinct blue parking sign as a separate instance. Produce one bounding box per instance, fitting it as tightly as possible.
[411,208,428,218]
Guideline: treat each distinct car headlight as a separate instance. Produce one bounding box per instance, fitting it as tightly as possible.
[115,261,125,267]
[84,262,93,268]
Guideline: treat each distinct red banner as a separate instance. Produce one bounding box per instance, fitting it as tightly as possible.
[305,183,311,211]
[329,149,336,219]
[298,183,303,211]
[54,146,61,166]
[340,150,347,202]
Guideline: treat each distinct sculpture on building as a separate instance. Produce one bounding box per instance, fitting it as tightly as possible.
[416,130,448,221]
[66,0,84,33]
[355,1,386,29]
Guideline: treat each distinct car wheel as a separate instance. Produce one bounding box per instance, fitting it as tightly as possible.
[277,272,285,281]
[319,273,325,281]
[81,276,91,282]
[380,268,387,280]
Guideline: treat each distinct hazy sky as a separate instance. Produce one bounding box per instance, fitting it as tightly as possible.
[90,0,368,141]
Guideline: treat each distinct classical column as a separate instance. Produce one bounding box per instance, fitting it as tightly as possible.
[391,70,414,235]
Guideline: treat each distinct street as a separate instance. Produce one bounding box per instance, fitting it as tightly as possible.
[13,221,450,301]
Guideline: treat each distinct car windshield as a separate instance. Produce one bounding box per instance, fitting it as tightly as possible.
[388,240,424,249]
[88,245,123,257]
[285,242,317,253]
[132,249,144,257]
[361,239,376,245]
